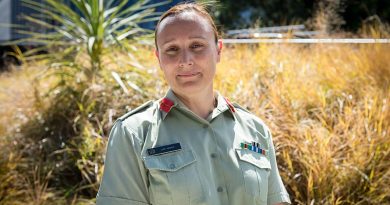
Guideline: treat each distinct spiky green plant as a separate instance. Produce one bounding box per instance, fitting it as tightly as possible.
[14,0,167,83]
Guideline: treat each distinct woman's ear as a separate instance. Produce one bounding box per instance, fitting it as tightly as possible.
[155,49,163,69]
[155,49,159,59]
[218,39,223,54]
[216,39,222,62]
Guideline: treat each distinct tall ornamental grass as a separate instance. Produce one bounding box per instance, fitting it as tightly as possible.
[215,43,389,204]
[0,34,389,204]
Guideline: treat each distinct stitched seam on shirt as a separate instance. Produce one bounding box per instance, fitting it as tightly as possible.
[268,191,290,198]
[117,122,150,200]
[98,195,149,204]
[243,120,268,139]
[193,163,204,205]
[124,123,142,142]
[268,192,291,204]
[240,164,247,193]
[255,167,262,197]
[166,172,174,204]
[236,110,270,140]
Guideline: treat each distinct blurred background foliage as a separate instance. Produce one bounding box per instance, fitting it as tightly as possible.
[0,0,389,204]
[212,0,390,32]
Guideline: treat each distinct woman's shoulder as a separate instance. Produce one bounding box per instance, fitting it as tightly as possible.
[118,100,156,121]
[232,102,271,137]
[116,100,158,132]
[233,103,261,121]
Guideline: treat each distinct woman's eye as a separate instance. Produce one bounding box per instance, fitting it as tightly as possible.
[168,47,178,51]
[191,44,203,49]
[165,47,179,54]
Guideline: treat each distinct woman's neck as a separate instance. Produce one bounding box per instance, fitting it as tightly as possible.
[174,89,216,120]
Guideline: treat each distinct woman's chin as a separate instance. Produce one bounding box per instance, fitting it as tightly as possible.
[173,83,211,96]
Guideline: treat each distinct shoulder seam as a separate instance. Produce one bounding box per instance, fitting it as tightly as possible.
[232,102,271,138]
[232,102,252,113]
[117,120,137,136]
[115,117,145,147]
[118,100,155,121]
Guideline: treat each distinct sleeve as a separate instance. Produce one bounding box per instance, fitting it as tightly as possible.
[96,120,150,205]
[267,130,291,205]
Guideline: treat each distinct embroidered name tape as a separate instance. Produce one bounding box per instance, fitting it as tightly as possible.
[147,143,182,156]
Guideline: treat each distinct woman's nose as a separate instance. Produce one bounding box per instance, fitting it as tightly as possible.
[179,50,194,67]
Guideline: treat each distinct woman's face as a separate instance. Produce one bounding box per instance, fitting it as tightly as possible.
[155,12,221,97]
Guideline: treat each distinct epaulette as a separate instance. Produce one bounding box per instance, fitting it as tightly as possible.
[118,100,154,121]
[232,102,252,114]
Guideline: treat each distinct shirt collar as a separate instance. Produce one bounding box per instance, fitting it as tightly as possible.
[214,91,236,119]
[159,89,236,120]
[159,89,178,120]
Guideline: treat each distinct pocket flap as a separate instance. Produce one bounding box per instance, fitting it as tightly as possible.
[236,149,271,169]
[144,150,196,172]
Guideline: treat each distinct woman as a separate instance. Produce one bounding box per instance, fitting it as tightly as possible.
[97,3,290,205]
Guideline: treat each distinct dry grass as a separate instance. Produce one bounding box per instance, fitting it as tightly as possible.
[0,41,389,204]
[216,43,390,204]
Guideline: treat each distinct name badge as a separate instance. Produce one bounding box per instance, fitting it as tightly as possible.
[147,143,182,156]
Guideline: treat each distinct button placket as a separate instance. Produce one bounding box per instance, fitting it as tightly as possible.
[208,121,229,204]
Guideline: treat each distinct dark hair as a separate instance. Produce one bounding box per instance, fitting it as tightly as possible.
[154,2,219,50]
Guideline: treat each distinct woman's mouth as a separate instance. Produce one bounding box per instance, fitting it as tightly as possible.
[177,72,201,78]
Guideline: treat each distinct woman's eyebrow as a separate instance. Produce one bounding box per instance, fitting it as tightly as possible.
[189,36,207,40]
[162,36,208,45]
[162,38,176,45]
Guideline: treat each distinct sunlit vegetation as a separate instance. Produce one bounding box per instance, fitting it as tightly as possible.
[1,38,389,204]
[0,0,389,204]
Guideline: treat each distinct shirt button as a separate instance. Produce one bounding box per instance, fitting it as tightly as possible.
[211,153,217,158]
[169,163,176,169]
[217,186,223,192]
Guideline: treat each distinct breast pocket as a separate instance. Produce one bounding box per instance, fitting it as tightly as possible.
[236,149,271,203]
[143,150,204,205]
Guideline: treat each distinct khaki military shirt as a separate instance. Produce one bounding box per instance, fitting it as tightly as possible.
[97,89,291,205]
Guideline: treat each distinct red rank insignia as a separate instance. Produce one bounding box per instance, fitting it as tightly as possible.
[224,97,236,113]
[160,98,174,113]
